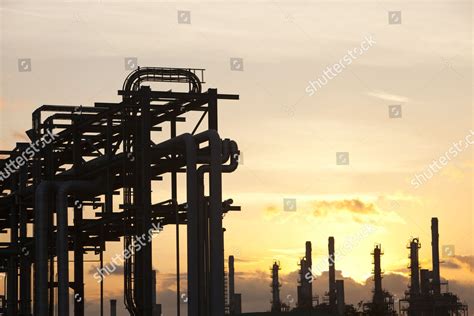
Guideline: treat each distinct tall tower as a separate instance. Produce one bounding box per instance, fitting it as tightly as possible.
[297,241,313,309]
[328,237,336,309]
[408,238,421,297]
[270,261,282,312]
[372,244,383,305]
[431,217,441,295]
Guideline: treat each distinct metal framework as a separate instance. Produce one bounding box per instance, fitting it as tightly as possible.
[0,66,241,316]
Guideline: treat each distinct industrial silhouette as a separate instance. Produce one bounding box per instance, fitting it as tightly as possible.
[0,68,469,316]
[0,67,240,315]
[253,218,468,316]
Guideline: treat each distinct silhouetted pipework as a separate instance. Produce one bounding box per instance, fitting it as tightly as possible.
[400,218,468,316]
[297,241,313,310]
[0,67,241,316]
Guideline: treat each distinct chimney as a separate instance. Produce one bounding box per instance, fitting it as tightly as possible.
[229,256,235,313]
[373,244,383,304]
[431,217,441,295]
[305,241,312,267]
[409,238,421,296]
[110,299,117,316]
[336,280,345,315]
[328,237,336,308]
[270,261,282,312]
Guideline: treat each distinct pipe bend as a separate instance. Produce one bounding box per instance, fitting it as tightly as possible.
[55,178,105,316]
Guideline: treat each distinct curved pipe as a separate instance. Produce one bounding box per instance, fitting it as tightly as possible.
[194,130,224,316]
[122,67,202,98]
[153,133,199,316]
[56,179,104,316]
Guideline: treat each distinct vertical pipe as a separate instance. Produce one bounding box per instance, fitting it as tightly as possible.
[328,237,336,308]
[7,199,18,316]
[229,255,235,314]
[170,118,180,316]
[100,251,104,316]
[137,86,153,316]
[110,299,117,316]
[19,167,31,315]
[207,132,224,316]
[431,217,441,295]
[208,89,218,131]
[34,182,54,316]
[155,134,198,316]
[74,203,84,316]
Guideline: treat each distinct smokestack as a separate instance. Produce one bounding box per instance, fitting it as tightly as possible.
[271,261,282,312]
[373,244,383,304]
[305,241,312,267]
[409,238,421,296]
[110,299,117,316]
[336,280,345,315]
[431,217,441,295]
[229,256,235,314]
[328,237,336,308]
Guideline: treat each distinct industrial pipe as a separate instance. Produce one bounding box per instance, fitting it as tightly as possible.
[56,179,104,316]
[194,130,224,316]
[34,181,55,316]
[154,133,198,316]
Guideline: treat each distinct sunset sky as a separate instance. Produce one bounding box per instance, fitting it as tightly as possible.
[0,0,472,315]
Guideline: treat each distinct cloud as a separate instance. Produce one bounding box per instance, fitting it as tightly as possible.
[367,90,410,103]
[445,255,474,272]
[312,199,376,217]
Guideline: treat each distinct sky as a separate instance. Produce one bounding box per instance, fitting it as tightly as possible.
[0,0,473,315]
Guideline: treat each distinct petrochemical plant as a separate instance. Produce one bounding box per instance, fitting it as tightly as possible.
[0,68,469,316]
